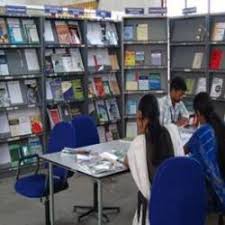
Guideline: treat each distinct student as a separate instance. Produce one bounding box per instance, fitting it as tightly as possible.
[125,94,183,225]
[158,76,189,126]
[184,92,225,207]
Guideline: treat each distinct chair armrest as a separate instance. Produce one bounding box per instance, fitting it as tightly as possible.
[16,154,40,180]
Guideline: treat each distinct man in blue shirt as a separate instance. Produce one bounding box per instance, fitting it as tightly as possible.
[158,76,189,126]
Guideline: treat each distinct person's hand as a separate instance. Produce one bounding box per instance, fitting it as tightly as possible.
[176,117,189,127]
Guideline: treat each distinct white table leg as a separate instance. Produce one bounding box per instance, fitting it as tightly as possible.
[49,162,55,225]
[97,179,102,225]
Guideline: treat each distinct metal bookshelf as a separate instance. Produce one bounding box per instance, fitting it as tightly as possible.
[122,16,169,138]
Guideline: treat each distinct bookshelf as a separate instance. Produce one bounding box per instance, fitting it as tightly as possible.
[122,16,169,138]
[170,15,209,114]
[86,19,122,142]
[0,15,45,174]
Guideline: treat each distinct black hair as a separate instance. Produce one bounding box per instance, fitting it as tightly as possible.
[170,76,187,92]
[138,94,174,178]
[193,92,225,180]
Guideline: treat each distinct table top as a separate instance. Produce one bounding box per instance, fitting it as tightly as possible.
[40,140,131,179]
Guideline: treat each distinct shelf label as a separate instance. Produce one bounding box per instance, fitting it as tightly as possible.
[148,7,167,14]
[125,8,144,15]
[44,5,63,15]
[6,5,27,15]
[96,10,111,18]
[182,7,197,15]
[68,8,84,17]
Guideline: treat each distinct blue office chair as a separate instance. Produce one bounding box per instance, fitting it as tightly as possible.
[15,122,76,225]
[149,157,207,225]
[72,115,119,222]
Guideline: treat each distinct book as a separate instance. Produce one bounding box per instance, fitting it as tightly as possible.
[51,54,65,73]
[125,51,135,66]
[127,97,138,115]
[97,126,106,143]
[0,18,8,44]
[109,74,120,95]
[24,49,40,72]
[138,75,149,90]
[58,104,72,122]
[87,22,103,45]
[50,79,63,101]
[95,100,108,123]
[0,50,9,75]
[23,79,39,104]
[126,121,137,139]
[44,20,55,42]
[71,79,84,100]
[151,50,162,66]
[195,77,207,94]
[47,107,62,129]
[210,77,224,98]
[109,53,119,70]
[209,48,224,70]
[68,21,82,45]
[88,78,95,98]
[195,25,206,41]
[45,49,54,74]
[88,102,97,123]
[105,22,118,46]
[7,18,24,44]
[211,22,225,41]
[28,137,43,156]
[149,73,161,90]
[0,144,11,166]
[69,104,81,118]
[192,52,204,69]
[126,72,138,91]
[29,108,43,134]
[105,98,120,121]
[7,81,24,104]
[185,78,196,95]
[69,48,84,72]
[124,25,134,41]
[46,79,53,100]
[22,19,39,43]
[61,80,74,101]
[0,82,10,107]
[136,24,148,41]
[9,143,21,167]
[55,21,71,44]
[0,112,10,139]
[61,55,74,72]
[93,77,105,97]
[102,76,112,96]
[108,124,120,140]
[135,51,145,66]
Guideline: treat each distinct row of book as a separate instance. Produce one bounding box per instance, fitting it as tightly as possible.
[125,50,162,67]
[89,98,121,124]
[0,49,40,76]
[45,48,84,74]
[97,124,120,143]
[124,24,150,42]
[0,108,43,139]
[126,72,161,91]
[46,78,84,102]
[88,74,120,98]
[0,18,39,44]
[0,137,42,168]
[0,80,39,107]
[185,77,207,96]
[47,104,81,129]
[45,20,82,45]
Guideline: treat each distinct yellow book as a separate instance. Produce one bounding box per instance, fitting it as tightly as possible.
[125,51,135,66]
[136,24,148,41]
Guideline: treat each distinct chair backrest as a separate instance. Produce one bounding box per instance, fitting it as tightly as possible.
[72,115,99,147]
[48,121,76,154]
[149,157,207,225]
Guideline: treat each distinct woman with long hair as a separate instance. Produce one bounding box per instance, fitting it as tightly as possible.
[185,92,225,207]
[125,94,183,225]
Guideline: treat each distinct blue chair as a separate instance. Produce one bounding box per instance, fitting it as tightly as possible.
[72,115,119,222]
[15,122,76,225]
[149,157,207,225]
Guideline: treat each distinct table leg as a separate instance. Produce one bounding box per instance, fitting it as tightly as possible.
[49,162,55,225]
[97,179,102,225]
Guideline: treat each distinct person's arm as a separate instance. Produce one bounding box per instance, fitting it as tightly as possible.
[176,102,190,127]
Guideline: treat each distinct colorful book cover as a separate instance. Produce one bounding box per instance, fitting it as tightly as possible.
[105,22,118,46]
[22,19,39,43]
[125,51,136,66]
[210,77,224,98]
[195,77,207,94]
[28,136,43,156]
[109,74,120,95]
[149,73,161,90]
[0,82,10,107]
[55,21,72,44]
[68,21,82,44]
[136,23,148,41]
[126,72,138,91]
[0,18,8,44]
[135,51,145,66]
[126,98,138,115]
[95,100,108,123]
[61,80,74,101]
[124,25,134,41]
[9,143,21,167]
[93,77,105,97]
[185,78,196,95]
[105,98,120,121]
[7,18,24,44]
[71,79,84,100]
[138,75,149,90]
[47,107,62,128]
[0,50,9,75]
[23,79,39,104]
[102,77,112,96]
[50,79,63,101]
[209,48,224,70]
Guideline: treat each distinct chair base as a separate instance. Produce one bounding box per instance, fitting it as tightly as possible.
[73,182,120,222]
